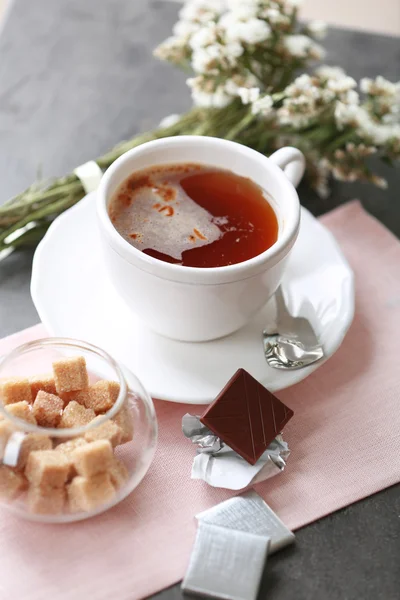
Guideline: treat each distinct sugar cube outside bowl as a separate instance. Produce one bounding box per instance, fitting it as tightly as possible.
[0,337,157,523]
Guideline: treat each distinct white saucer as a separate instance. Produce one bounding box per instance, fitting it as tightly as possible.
[31,193,354,404]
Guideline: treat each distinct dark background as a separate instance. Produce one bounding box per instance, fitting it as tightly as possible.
[0,1,399,599]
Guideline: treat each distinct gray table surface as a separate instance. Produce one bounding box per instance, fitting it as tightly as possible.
[0,1,399,599]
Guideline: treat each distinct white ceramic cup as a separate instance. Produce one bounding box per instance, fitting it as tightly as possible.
[97,136,305,342]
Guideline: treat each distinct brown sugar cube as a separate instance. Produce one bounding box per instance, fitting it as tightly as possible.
[58,391,81,407]
[108,458,129,489]
[84,416,122,448]
[55,437,87,479]
[5,401,37,424]
[113,402,134,444]
[32,391,63,428]
[29,374,57,400]
[58,401,95,429]
[58,390,89,408]
[81,380,120,414]
[16,433,53,470]
[27,485,65,515]
[55,437,87,455]
[0,378,32,405]
[25,450,70,488]
[68,472,115,513]
[70,381,120,413]
[58,391,94,409]
[53,356,89,394]
[72,439,113,478]
[0,465,26,501]
[59,380,120,412]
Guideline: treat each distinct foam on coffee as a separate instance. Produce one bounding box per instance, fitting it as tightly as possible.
[109,168,221,261]
[109,163,278,268]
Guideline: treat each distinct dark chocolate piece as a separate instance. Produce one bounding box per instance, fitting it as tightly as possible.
[200,369,293,465]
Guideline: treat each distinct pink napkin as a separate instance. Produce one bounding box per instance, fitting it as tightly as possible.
[0,201,399,600]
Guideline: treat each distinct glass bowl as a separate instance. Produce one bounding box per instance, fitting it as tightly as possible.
[0,338,157,523]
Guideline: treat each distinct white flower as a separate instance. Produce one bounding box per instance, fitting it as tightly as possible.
[360,78,372,95]
[283,35,325,60]
[286,74,317,95]
[370,175,388,189]
[191,87,231,108]
[226,41,244,58]
[190,23,218,49]
[308,41,325,60]
[186,76,201,90]
[277,74,335,127]
[331,166,358,183]
[382,109,400,125]
[366,122,400,145]
[225,0,259,20]
[361,76,400,97]
[191,46,219,74]
[284,74,336,105]
[218,12,237,30]
[316,65,346,81]
[158,114,181,128]
[191,41,243,74]
[307,157,331,199]
[264,8,290,26]
[225,18,271,44]
[173,20,200,39]
[224,79,239,96]
[307,20,327,40]
[252,94,274,116]
[285,0,303,8]
[179,0,224,24]
[360,76,400,125]
[278,101,315,127]
[238,87,260,104]
[224,73,259,95]
[327,76,357,94]
[334,98,400,144]
[315,180,330,199]
[345,90,360,105]
[226,0,258,9]
[153,36,188,63]
[344,142,377,157]
[187,76,232,107]
[334,102,365,128]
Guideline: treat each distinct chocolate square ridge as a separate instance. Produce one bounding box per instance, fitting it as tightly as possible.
[200,369,293,465]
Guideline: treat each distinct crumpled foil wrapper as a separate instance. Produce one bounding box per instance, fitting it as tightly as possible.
[182,414,290,490]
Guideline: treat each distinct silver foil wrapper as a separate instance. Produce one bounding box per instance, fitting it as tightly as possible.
[182,521,270,600]
[182,414,290,490]
[197,491,295,554]
[182,492,295,598]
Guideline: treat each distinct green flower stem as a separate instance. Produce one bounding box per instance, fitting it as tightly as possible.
[0,222,51,252]
[225,110,255,140]
[0,175,81,220]
[0,194,81,245]
[325,128,357,152]
[0,177,82,223]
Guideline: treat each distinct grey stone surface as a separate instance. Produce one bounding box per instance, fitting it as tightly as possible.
[0,1,399,599]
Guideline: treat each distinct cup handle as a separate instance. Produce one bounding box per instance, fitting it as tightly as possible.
[269,147,305,188]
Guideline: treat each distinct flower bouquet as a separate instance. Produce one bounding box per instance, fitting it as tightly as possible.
[0,0,398,259]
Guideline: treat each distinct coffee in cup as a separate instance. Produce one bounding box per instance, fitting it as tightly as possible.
[108,163,278,268]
